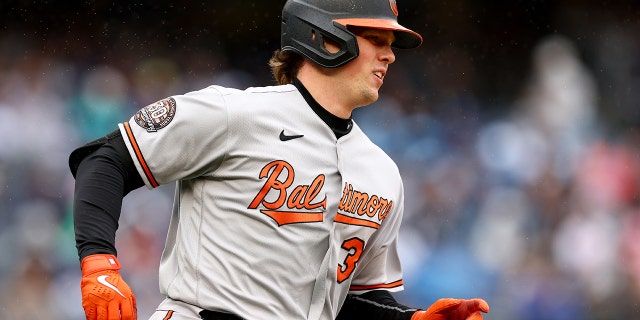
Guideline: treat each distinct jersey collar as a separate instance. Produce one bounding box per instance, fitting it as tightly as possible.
[293,78,353,139]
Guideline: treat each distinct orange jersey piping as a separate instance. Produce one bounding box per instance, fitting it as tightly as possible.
[123,122,159,188]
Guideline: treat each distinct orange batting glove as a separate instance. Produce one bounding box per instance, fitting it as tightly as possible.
[411,298,490,320]
[80,254,137,320]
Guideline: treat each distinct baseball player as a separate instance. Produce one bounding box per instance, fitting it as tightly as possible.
[69,0,490,319]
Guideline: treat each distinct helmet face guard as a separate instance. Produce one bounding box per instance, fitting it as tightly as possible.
[281,0,423,68]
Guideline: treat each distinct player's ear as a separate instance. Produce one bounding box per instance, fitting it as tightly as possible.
[323,36,340,54]
[310,29,341,55]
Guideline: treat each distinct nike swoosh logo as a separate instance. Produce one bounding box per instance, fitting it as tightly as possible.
[279,130,304,141]
[97,275,126,298]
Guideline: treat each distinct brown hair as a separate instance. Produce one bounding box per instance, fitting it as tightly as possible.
[269,49,305,85]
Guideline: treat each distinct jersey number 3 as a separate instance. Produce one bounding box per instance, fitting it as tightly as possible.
[337,237,365,283]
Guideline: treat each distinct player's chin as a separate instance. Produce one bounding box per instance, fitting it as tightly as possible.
[357,84,381,106]
[355,93,379,108]
[365,88,380,104]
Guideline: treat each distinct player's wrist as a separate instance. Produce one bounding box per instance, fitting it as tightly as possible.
[81,253,122,275]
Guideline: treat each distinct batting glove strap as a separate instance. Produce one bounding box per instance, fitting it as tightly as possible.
[81,254,122,275]
[411,298,490,320]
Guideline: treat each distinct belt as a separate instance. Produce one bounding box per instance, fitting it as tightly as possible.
[199,310,243,320]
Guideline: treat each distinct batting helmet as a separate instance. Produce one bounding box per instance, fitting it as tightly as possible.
[281,0,423,68]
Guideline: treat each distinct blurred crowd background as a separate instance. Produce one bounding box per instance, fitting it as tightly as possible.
[1,1,639,319]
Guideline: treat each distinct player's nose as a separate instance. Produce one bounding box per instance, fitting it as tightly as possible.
[380,45,396,64]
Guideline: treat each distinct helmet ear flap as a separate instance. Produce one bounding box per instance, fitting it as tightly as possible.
[281,1,359,68]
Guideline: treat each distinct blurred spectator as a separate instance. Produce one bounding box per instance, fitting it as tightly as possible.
[68,65,133,141]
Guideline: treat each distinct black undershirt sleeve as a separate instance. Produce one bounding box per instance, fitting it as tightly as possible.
[72,131,144,260]
[337,290,419,320]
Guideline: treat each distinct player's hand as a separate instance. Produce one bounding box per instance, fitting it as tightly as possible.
[411,298,490,320]
[80,254,137,320]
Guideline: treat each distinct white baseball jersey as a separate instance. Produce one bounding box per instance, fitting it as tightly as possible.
[118,83,406,320]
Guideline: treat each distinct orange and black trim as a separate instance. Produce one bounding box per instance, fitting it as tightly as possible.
[122,122,159,188]
[162,310,174,320]
[349,279,404,292]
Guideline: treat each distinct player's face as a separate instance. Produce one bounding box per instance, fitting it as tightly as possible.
[334,28,396,108]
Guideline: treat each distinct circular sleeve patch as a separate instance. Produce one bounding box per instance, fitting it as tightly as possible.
[134,97,177,132]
